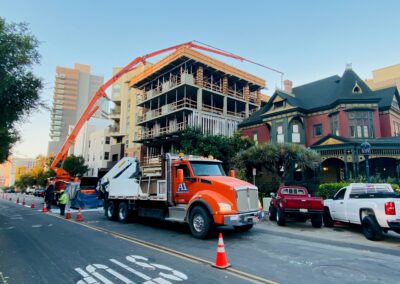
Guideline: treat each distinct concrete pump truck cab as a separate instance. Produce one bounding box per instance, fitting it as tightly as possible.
[98,153,264,238]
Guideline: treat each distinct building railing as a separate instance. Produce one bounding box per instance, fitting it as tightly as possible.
[136,122,188,140]
[227,110,246,118]
[137,98,197,123]
[202,104,223,115]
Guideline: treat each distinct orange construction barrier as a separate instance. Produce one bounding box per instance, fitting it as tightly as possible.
[30,200,35,209]
[65,209,72,219]
[76,208,83,221]
[42,202,47,213]
[213,233,231,269]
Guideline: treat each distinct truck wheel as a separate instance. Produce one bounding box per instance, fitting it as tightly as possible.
[311,214,323,228]
[362,216,383,241]
[106,200,117,221]
[276,208,286,226]
[189,206,214,239]
[323,207,334,227]
[233,224,253,232]
[118,202,130,223]
[268,206,277,221]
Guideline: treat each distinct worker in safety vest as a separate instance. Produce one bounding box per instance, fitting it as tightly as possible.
[58,189,68,216]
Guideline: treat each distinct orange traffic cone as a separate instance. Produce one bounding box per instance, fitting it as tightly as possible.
[22,198,26,206]
[31,200,35,209]
[213,233,231,269]
[65,209,72,219]
[76,208,83,221]
[42,202,47,213]
[16,197,19,204]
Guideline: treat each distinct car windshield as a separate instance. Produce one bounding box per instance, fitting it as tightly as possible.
[281,188,306,195]
[190,162,225,176]
[351,184,394,195]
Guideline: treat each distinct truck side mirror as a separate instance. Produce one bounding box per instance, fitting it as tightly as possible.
[177,169,184,184]
[270,192,276,198]
[229,169,235,178]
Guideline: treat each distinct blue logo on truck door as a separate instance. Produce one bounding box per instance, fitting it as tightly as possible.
[177,183,188,192]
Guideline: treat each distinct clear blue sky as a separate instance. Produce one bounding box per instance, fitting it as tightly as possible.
[1,0,399,158]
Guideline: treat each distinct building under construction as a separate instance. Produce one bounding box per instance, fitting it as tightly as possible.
[129,46,266,166]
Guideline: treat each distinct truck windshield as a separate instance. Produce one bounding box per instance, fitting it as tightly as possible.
[190,162,225,176]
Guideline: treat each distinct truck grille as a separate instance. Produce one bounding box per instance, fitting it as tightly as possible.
[236,187,259,212]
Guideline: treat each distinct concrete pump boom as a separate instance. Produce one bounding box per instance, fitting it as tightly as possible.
[50,41,281,181]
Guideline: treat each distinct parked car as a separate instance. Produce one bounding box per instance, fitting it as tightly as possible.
[26,186,36,195]
[5,188,15,193]
[34,188,45,197]
[324,183,400,241]
[269,185,324,227]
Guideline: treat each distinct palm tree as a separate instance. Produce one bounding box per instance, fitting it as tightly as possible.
[235,143,321,185]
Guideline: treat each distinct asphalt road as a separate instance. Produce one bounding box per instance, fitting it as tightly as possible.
[1,193,400,284]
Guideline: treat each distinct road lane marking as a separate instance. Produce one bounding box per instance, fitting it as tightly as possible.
[32,225,42,228]
[0,272,8,284]
[110,259,151,281]
[75,268,99,284]
[42,212,278,284]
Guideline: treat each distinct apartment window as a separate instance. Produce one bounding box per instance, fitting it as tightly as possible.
[313,124,323,137]
[252,131,258,145]
[347,111,374,138]
[277,123,284,143]
[291,123,300,143]
[105,137,110,144]
[88,140,91,148]
[104,152,109,160]
[330,113,340,136]
[125,139,129,149]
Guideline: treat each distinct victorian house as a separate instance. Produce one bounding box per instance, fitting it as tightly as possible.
[239,67,400,182]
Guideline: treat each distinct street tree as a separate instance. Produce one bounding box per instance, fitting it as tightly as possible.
[234,143,321,185]
[0,17,43,163]
[62,155,89,177]
[179,127,254,171]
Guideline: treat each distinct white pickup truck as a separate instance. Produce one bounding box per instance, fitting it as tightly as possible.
[324,183,400,241]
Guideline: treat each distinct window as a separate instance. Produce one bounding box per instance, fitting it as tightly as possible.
[291,123,300,143]
[176,164,190,180]
[333,188,347,200]
[104,152,109,160]
[274,100,285,109]
[190,162,225,177]
[252,131,258,145]
[347,111,374,138]
[277,123,284,143]
[281,188,305,195]
[105,137,110,144]
[330,113,340,136]
[352,82,362,94]
[88,140,91,148]
[313,124,323,137]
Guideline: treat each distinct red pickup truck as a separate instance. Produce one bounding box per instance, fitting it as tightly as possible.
[269,186,324,228]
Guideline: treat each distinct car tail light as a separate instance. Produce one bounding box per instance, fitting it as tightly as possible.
[385,202,396,215]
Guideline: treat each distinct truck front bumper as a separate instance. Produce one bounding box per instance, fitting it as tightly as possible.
[223,210,264,226]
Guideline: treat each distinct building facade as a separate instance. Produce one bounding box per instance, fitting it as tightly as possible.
[129,47,265,166]
[108,65,147,168]
[239,68,400,182]
[86,129,111,177]
[8,157,35,186]
[47,64,105,156]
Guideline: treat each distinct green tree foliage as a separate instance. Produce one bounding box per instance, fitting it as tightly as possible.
[0,17,43,163]
[234,143,321,185]
[62,155,88,177]
[179,127,254,171]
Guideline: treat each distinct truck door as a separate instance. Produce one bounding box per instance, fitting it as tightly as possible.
[330,188,347,221]
[173,163,192,204]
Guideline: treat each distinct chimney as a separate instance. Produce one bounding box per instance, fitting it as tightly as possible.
[283,79,293,94]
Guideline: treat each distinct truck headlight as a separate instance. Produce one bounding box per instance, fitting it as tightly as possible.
[218,202,232,212]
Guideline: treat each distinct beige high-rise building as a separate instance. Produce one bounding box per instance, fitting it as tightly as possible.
[366,64,400,90]
[108,64,148,166]
[47,64,105,156]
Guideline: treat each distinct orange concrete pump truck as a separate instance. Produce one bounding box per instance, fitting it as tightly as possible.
[98,153,264,239]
